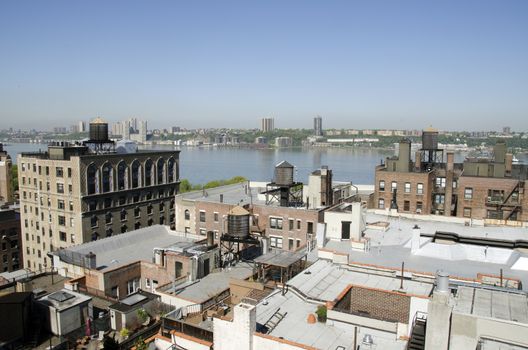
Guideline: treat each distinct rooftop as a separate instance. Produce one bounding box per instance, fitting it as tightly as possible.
[37,289,91,311]
[287,259,433,300]
[321,212,528,289]
[109,290,159,313]
[453,286,528,324]
[256,289,407,350]
[54,225,197,272]
[254,249,307,268]
[162,262,254,304]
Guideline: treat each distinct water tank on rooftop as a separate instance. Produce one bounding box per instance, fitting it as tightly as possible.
[227,206,250,238]
[422,128,438,150]
[274,161,294,186]
[89,117,110,142]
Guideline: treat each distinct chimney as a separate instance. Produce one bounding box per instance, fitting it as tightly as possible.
[411,225,421,253]
[207,231,215,248]
[505,153,513,176]
[446,152,454,171]
[415,151,421,171]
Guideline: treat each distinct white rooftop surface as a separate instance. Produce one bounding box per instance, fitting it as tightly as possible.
[453,286,528,324]
[167,262,254,303]
[480,339,528,350]
[323,213,528,288]
[177,182,267,206]
[256,290,406,350]
[59,225,196,271]
[37,289,91,311]
[288,259,433,300]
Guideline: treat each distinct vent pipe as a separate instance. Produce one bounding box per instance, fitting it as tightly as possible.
[436,270,449,294]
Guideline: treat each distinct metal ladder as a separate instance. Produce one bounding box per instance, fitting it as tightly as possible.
[263,308,288,333]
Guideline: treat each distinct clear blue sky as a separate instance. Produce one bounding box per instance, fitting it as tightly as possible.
[1,0,527,131]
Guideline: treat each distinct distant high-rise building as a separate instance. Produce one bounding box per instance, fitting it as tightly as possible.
[79,121,86,133]
[70,124,79,133]
[314,116,323,136]
[503,126,511,135]
[261,117,275,132]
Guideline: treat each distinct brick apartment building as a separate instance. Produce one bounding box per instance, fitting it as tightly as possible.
[0,207,22,272]
[373,128,527,221]
[18,118,180,271]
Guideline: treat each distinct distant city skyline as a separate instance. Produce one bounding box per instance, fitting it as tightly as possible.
[1,1,527,131]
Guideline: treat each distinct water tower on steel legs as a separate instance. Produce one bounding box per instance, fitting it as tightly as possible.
[419,127,443,171]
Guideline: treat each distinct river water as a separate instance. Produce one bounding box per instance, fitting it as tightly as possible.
[1,143,494,185]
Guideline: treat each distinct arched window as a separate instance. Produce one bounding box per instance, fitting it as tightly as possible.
[101,163,113,193]
[87,164,99,194]
[184,209,190,220]
[131,160,141,188]
[145,159,153,186]
[120,209,127,221]
[157,158,165,184]
[167,158,176,183]
[117,161,128,190]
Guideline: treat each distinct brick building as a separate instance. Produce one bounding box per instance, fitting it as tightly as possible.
[373,128,528,222]
[0,143,13,203]
[175,182,323,252]
[0,207,22,272]
[18,118,180,271]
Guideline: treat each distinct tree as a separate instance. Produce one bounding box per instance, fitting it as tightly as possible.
[134,337,148,350]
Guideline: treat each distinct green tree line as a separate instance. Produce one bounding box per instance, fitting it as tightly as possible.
[179,176,247,193]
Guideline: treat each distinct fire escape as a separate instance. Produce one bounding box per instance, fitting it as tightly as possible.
[486,181,524,220]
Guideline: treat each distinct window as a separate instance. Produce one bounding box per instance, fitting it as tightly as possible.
[378,198,385,209]
[59,231,67,242]
[157,158,165,184]
[121,209,127,221]
[435,194,445,204]
[269,217,283,230]
[89,200,97,211]
[417,183,424,195]
[463,207,472,218]
[159,202,165,212]
[289,219,294,230]
[58,215,66,226]
[69,201,74,211]
[199,211,206,222]
[416,201,423,213]
[131,161,142,188]
[464,187,473,200]
[147,204,153,215]
[403,200,410,211]
[87,164,98,194]
[168,158,176,183]
[404,182,411,193]
[270,236,283,249]
[307,222,314,234]
[145,159,153,186]
[105,213,112,224]
[184,209,190,220]
[101,163,113,193]
[104,198,112,209]
[117,162,128,190]
[56,167,63,177]
[111,286,118,298]
[214,212,219,222]
[134,207,141,218]
[288,239,294,250]
[70,217,75,227]
[121,225,127,233]
[57,183,64,194]
[58,200,65,210]
[435,177,446,188]
[391,181,397,192]
[379,180,385,191]
[68,168,72,177]
[90,215,98,228]
[71,234,75,243]
[119,196,126,205]
[127,278,140,295]
[297,220,301,230]
[145,278,151,289]
[452,180,457,189]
